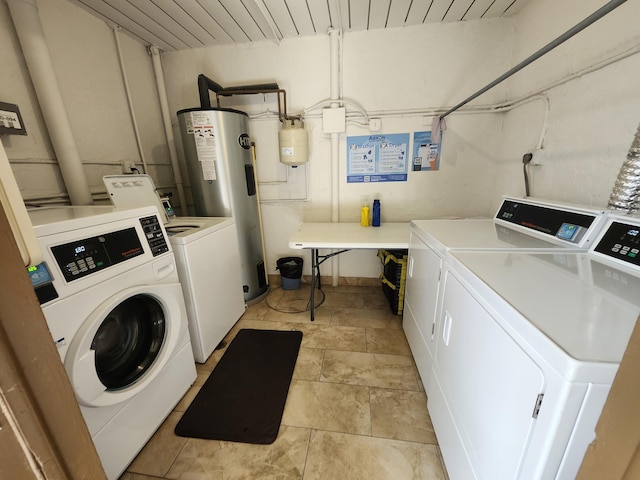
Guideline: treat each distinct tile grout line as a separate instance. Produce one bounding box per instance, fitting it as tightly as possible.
[300,428,314,480]
[368,386,373,438]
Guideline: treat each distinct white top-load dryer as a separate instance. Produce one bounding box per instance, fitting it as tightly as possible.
[428,214,640,480]
[103,175,246,363]
[404,196,609,395]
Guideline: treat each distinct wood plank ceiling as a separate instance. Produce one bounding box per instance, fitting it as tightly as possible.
[70,0,533,51]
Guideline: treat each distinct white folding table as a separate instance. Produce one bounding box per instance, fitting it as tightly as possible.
[288,222,410,320]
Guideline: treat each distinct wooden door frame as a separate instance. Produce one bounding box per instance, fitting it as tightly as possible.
[0,202,105,479]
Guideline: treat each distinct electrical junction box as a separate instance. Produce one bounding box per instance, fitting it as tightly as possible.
[322,107,346,134]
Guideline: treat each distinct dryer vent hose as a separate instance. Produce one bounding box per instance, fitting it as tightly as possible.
[608,122,640,213]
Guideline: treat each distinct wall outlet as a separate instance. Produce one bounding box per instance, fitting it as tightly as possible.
[122,160,136,173]
[369,118,381,131]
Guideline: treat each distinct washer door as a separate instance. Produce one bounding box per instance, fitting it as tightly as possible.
[65,283,186,407]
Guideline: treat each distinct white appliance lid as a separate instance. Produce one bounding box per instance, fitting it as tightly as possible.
[411,219,572,255]
[165,216,234,243]
[449,250,640,367]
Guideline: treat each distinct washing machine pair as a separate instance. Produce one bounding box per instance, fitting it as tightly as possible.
[101,174,248,363]
[28,205,196,480]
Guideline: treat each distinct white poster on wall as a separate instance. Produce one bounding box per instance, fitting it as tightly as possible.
[346,134,409,183]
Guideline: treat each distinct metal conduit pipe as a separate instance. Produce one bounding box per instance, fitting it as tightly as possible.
[149,46,188,214]
[329,28,341,286]
[7,0,93,205]
[439,0,629,120]
[113,26,149,174]
[608,122,640,213]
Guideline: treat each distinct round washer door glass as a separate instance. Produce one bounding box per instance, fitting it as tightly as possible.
[91,294,166,390]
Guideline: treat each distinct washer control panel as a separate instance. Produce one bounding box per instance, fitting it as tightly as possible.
[51,227,144,282]
[48,214,171,283]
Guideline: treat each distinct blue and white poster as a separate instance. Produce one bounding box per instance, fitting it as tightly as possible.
[346,134,409,183]
[412,131,440,171]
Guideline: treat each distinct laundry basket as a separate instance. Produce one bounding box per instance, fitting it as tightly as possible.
[377,249,408,315]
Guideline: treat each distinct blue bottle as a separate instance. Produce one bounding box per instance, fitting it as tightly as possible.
[372,199,381,227]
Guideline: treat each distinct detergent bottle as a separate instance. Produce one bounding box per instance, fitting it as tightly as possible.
[372,199,381,227]
[360,204,370,227]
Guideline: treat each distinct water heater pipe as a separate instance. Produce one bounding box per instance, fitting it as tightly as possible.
[329,28,341,286]
[250,142,269,285]
[197,74,297,123]
[6,0,93,206]
[149,46,188,214]
[197,74,225,108]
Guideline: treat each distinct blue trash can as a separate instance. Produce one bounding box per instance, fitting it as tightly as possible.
[276,257,303,290]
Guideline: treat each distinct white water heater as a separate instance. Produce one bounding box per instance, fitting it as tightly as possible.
[279,119,308,167]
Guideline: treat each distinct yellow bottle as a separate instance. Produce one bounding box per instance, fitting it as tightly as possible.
[360,204,370,227]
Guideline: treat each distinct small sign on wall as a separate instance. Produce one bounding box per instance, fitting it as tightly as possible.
[412,131,440,171]
[346,133,409,183]
[0,102,27,136]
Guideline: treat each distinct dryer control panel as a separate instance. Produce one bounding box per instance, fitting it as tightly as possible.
[495,199,598,245]
[594,221,640,268]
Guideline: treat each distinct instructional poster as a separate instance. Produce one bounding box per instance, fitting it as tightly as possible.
[347,134,409,183]
[412,131,440,171]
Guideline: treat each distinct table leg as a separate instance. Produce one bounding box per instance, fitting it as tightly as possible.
[308,248,347,321]
[310,248,317,321]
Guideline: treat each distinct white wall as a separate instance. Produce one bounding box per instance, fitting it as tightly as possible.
[3,0,640,279]
[162,20,514,278]
[493,0,640,211]
[0,0,175,207]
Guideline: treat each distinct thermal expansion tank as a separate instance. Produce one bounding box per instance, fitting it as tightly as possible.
[177,107,267,302]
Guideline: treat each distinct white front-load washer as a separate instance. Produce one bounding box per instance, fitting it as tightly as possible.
[27,205,196,480]
[165,216,246,362]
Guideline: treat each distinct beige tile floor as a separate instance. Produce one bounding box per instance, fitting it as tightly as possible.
[120,283,447,480]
